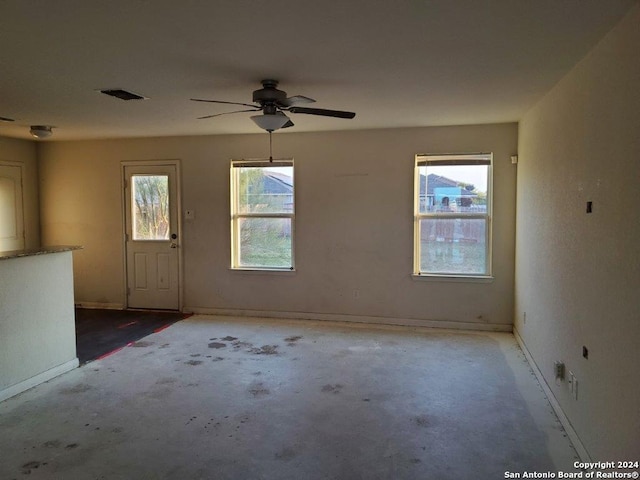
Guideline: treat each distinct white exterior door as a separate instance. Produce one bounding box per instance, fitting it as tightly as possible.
[0,164,25,252]
[124,163,180,310]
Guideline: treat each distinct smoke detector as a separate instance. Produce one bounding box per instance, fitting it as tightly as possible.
[30,125,53,139]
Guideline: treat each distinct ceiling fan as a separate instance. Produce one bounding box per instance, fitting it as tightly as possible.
[191,79,356,132]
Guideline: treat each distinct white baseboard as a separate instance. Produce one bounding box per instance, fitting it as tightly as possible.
[513,327,591,462]
[0,358,79,403]
[75,302,124,310]
[184,307,513,332]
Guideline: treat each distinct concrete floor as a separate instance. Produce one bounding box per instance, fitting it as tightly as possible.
[0,315,579,479]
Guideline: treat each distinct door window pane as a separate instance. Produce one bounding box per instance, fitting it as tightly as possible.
[132,175,170,240]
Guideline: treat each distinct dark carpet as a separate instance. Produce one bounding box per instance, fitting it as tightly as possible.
[75,308,190,364]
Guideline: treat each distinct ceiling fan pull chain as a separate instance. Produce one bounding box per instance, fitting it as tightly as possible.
[269,130,273,162]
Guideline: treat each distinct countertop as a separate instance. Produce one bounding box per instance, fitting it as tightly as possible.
[0,245,82,261]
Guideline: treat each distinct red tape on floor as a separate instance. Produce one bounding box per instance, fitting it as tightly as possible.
[117,321,138,329]
[96,342,133,360]
[153,324,172,333]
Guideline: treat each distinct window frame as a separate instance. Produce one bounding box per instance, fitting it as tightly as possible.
[230,159,295,271]
[413,153,493,279]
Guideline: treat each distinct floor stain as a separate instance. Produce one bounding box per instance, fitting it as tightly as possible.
[60,383,93,395]
[42,440,61,448]
[65,443,79,449]
[185,360,203,366]
[284,335,303,346]
[275,447,297,461]
[211,357,224,362]
[231,340,253,351]
[159,343,170,349]
[414,414,429,427]
[249,345,279,355]
[222,336,238,341]
[21,461,45,474]
[321,384,343,394]
[130,341,153,348]
[248,382,270,397]
[208,342,227,349]
[190,354,201,357]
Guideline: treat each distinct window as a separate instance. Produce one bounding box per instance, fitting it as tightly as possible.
[414,153,492,277]
[230,160,294,270]
[131,174,170,240]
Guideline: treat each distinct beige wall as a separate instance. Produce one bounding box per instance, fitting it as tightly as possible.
[38,123,517,328]
[516,5,639,459]
[0,136,39,248]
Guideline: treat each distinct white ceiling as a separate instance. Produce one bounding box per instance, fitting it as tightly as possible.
[0,0,636,141]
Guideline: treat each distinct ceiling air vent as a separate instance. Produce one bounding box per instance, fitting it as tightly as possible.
[100,89,148,101]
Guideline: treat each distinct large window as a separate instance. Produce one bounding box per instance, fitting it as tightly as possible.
[230,160,294,270]
[414,153,492,277]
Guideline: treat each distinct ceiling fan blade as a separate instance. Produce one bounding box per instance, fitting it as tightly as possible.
[191,98,258,109]
[279,95,316,107]
[197,109,259,120]
[288,106,356,119]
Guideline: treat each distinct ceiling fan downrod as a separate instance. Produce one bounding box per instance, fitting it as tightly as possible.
[269,130,273,162]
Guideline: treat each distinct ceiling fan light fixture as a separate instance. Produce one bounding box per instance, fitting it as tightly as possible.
[29,125,53,139]
[251,113,290,132]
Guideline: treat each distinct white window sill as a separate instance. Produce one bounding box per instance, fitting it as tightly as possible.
[411,274,494,283]
[230,268,296,275]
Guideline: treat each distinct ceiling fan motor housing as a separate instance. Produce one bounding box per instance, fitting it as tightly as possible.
[253,79,287,110]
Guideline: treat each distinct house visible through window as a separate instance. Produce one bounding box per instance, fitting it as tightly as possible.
[230,160,294,270]
[414,153,492,277]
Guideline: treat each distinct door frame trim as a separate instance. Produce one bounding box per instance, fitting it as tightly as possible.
[0,160,26,251]
[120,159,183,311]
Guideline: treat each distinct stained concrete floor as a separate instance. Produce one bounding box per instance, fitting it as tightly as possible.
[0,315,579,479]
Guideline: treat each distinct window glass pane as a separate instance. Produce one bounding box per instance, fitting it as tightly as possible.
[418,165,488,214]
[237,166,294,214]
[419,218,487,274]
[238,217,292,268]
[132,175,170,240]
